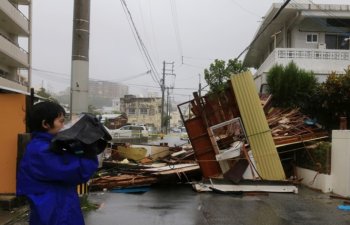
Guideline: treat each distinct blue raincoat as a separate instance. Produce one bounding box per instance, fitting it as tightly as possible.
[17,132,98,225]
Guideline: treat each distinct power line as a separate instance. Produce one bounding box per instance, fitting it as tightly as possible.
[229,0,262,18]
[170,0,183,61]
[33,67,152,83]
[236,0,292,60]
[288,0,350,36]
[120,0,161,86]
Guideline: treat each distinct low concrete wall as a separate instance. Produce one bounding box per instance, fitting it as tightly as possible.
[296,167,332,193]
[296,130,350,195]
[332,130,350,197]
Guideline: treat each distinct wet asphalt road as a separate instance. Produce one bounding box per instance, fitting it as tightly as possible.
[85,184,350,225]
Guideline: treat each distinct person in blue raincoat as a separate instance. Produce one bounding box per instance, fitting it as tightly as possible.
[17,101,98,225]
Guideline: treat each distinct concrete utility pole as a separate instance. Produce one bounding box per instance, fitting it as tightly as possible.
[166,87,170,133]
[70,0,91,118]
[161,61,165,133]
[198,74,201,97]
[160,61,175,133]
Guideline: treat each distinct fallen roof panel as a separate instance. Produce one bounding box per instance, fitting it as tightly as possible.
[230,71,285,180]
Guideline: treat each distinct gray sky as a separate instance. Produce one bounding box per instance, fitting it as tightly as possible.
[30,0,350,102]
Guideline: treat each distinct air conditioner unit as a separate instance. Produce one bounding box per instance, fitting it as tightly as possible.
[318,43,326,49]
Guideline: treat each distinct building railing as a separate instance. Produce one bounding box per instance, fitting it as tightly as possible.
[0,0,29,33]
[277,48,350,61]
[256,48,350,76]
[0,33,29,67]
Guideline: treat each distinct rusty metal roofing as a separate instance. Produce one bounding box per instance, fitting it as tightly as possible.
[230,71,285,180]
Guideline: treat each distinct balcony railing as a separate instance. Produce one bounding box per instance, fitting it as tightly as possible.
[0,33,29,67]
[255,48,350,77]
[277,48,350,61]
[0,0,29,35]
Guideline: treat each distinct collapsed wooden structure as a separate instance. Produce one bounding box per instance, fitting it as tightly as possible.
[177,71,328,193]
[91,72,329,193]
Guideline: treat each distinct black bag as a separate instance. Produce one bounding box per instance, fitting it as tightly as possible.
[51,113,112,157]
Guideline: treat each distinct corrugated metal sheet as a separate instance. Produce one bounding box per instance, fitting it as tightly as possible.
[230,71,285,180]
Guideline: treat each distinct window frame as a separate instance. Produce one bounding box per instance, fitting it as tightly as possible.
[306,33,318,43]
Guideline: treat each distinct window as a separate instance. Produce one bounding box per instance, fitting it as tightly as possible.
[325,34,349,50]
[140,108,148,115]
[128,108,136,114]
[120,125,130,130]
[306,34,318,43]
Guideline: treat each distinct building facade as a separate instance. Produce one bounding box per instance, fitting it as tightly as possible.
[89,80,128,99]
[0,0,31,194]
[120,95,162,131]
[243,2,350,90]
[0,0,31,93]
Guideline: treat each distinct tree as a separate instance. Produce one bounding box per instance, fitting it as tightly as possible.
[308,69,350,130]
[88,105,99,115]
[36,87,57,102]
[267,61,317,108]
[204,58,247,94]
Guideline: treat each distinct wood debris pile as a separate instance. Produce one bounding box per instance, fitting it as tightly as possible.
[89,143,200,191]
[265,106,329,147]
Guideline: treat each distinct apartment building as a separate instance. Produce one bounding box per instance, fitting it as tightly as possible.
[0,0,31,194]
[243,1,350,90]
[120,95,162,131]
[0,0,31,93]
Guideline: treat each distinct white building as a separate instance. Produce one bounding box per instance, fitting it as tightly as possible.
[0,0,31,93]
[243,1,350,91]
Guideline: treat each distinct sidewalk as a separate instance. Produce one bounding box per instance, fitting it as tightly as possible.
[0,205,29,225]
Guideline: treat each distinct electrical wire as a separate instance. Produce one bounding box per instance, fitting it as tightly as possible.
[169,0,183,62]
[120,0,161,86]
[229,0,262,18]
[294,0,350,34]
[147,0,160,64]
[33,67,155,84]
[236,0,292,60]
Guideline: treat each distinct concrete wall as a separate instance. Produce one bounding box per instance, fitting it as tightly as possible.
[0,94,26,194]
[296,130,350,195]
[331,130,350,197]
[296,167,332,193]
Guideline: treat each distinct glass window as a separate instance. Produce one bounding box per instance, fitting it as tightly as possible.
[306,34,318,43]
[128,108,136,114]
[140,108,148,115]
[120,126,130,130]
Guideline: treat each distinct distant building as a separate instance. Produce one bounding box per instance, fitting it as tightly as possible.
[120,95,162,131]
[101,113,127,130]
[243,1,350,90]
[112,98,121,112]
[89,80,128,99]
[0,0,31,194]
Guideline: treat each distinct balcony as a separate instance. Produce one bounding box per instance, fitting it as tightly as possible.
[255,48,350,79]
[0,33,29,67]
[9,0,30,5]
[0,1,29,36]
[0,76,28,93]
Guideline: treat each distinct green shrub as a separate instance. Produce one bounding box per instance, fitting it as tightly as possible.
[295,141,331,174]
[267,61,318,108]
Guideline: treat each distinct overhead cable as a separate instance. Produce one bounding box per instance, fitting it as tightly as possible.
[236,0,292,60]
[120,0,161,86]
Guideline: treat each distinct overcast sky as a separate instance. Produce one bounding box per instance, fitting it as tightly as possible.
[30,0,350,102]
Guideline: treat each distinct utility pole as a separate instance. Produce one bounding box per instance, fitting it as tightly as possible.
[198,74,201,97]
[166,87,170,133]
[161,61,165,134]
[160,61,175,134]
[70,0,91,118]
